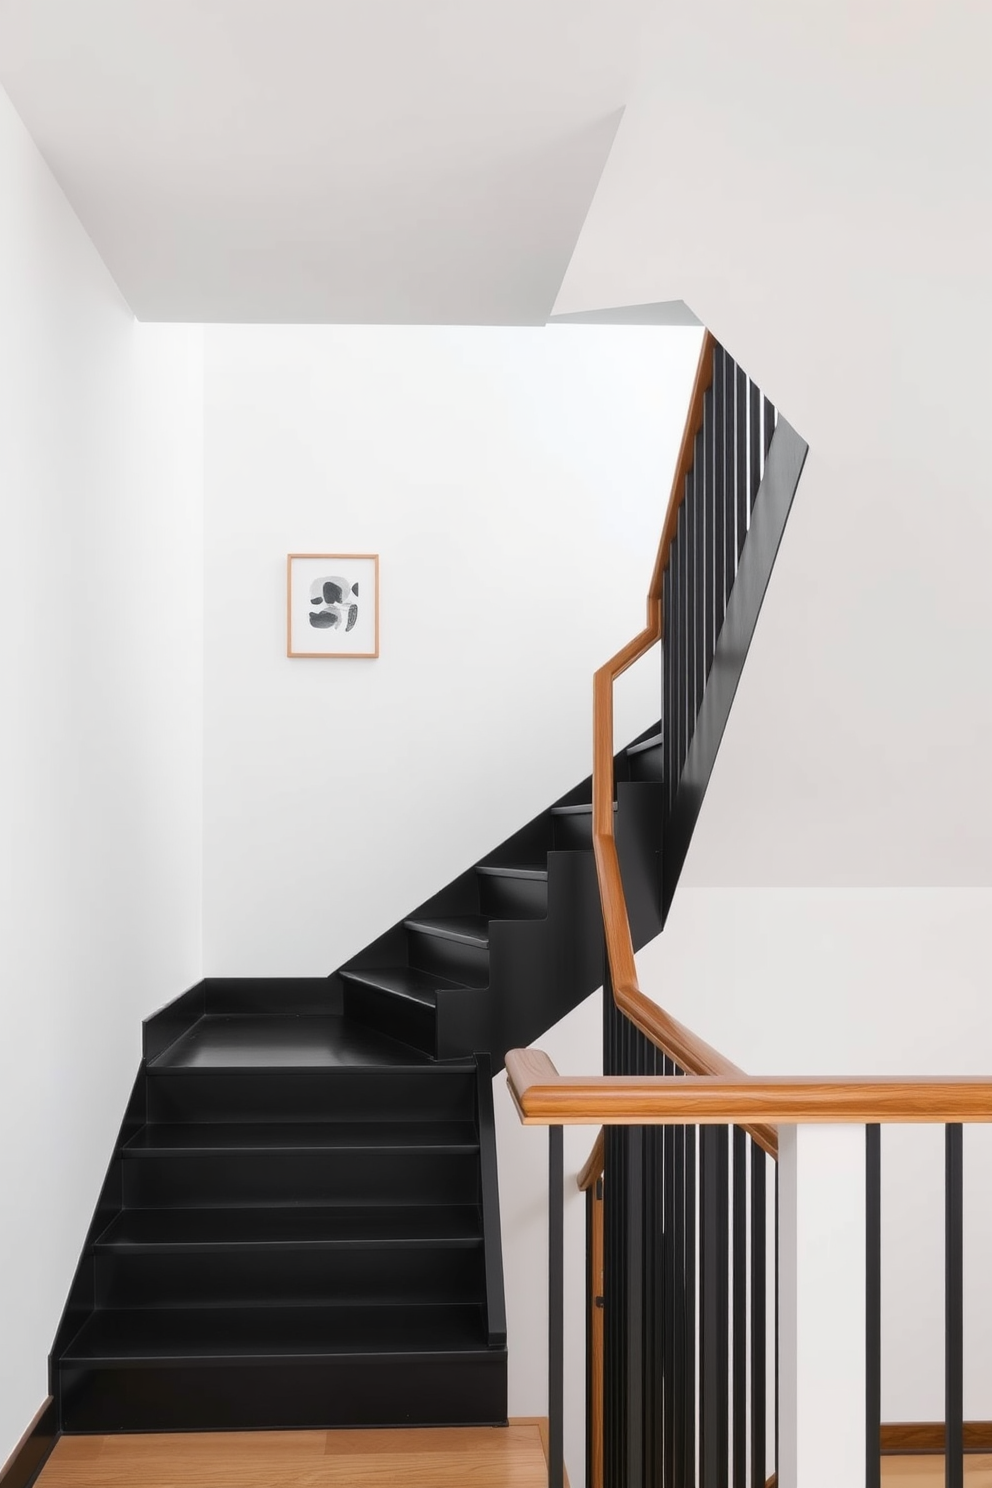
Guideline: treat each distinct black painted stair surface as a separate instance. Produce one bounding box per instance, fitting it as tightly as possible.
[51,722,663,1434]
[336,721,664,1067]
[52,1006,506,1432]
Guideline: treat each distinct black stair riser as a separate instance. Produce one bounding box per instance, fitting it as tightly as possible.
[476,873,547,919]
[551,811,593,850]
[627,741,664,782]
[341,982,436,1057]
[94,1247,485,1310]
[406,931,489,988]
[204,978,340,1017]
[59,1352,508,1433]
[123,1151,480,1208]
[146,1068,476,1124]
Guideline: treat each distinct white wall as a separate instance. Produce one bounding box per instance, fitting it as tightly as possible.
[636,888,992,1422]
[494,993,601,1488]
[201,323,702,973]
[554,0,992,890]
[0,88,204,1463]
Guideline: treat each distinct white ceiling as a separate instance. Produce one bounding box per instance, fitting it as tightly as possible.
[0,0,648,322]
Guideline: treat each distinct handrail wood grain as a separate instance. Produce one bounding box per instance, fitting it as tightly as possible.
[505,1050,992,1131]
[577,1129,604,1192]
[589,330,780,1155]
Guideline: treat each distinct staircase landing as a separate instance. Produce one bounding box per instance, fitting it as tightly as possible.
[36,1422,558,1487]
[152,1012,429,1069]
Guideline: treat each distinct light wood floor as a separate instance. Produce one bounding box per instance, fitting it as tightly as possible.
[882,1459,992,1484]
[36,1420,559,1488]
[38,1429,992,1487]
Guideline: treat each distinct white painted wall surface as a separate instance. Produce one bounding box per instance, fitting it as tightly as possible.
[493,993,601,1488]
[201,323,702,973]
[0,88,204,1464]
[636,888,992,1423]
[554,0,992,890]
[779,1125,867,1488]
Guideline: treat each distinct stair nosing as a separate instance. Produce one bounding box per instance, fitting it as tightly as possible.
[551,801,616,816]
[475,864,548,882]
[626,731,664,757]
[403,917,490,949]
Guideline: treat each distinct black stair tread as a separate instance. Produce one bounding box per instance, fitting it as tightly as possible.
[403,915,490,948]
[551,801,617,816]
[626,730,663,756]
[339,965,468,1007]
[94,1204,482,1252]
[475,864,548,881]
[62,1304,492,1363]
[148,1014,431,1070]
[122,1121,479,1155]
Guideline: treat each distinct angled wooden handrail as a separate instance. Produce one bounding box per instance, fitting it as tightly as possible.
[507,1050,992,1133]
[590,329,779,1159]
[577,1128,605,1191]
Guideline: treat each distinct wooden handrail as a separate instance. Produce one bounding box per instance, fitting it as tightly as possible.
[507,1050,992,1132]
[590,329,780,1159]
[577,1128,604,1191]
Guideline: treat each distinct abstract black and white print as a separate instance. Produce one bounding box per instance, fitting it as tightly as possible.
[288,553,379,658]
[308,575,359,632]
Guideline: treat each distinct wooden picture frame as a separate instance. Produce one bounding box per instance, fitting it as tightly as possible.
[286,553,380,658]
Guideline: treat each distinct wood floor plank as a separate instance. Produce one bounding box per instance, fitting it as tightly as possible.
[37,1423,549,1487]
[882,1457,992,1483]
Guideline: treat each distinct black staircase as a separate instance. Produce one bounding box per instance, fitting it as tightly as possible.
[49,727,667,1434]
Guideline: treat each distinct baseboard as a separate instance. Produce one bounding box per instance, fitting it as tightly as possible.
[0,1399,57,1488]
[882,1421,992,1455]
[512,1417,571,1488]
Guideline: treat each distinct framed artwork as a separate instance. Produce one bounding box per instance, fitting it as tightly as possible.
[287,553,379,658]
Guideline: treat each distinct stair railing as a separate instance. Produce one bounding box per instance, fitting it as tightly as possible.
[533,327,809,1487]
[507,1049,989,1488]
[592,329,807,1088]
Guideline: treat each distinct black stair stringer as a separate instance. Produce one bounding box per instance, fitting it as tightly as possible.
[335,723,665,1072]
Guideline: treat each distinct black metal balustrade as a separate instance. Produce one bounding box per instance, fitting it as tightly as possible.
[601,985,774,1488]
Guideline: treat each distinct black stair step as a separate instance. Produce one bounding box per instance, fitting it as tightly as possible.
[63,1304,491,1364]
[550,801,617,816]
[626,730,663,756]
[145,1065,478,1125]
[149,1014,430,1071]
[340,966,467,1008]
[94,1205,482,1253]
[403,915,489,948]
[122,1121,478,1156]
[475,864,548,881]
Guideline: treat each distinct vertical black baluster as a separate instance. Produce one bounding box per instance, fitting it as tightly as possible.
[711,346,724,672]
[723,354,736,617]
[664,1059,677,1487]
[604,1124,617,1488]
[705,352,718,683]
[735,364,748,563]
[686,1124,697,1485]
[626,1125,645,1488]
[946,1124,964,1488]
[748,377,761,520]
[763,396,776,461]
[866,1125,881,1488]
[775,1160,780,1482]
[672,1108,686,1488]
[751,1146,767,1488]
[675,523,684,803]
[663,551,674,817]
[549,1125,564,1488]
[684,471,696,767]
[700,1126,729,1487]
[684,470,690,779]
[733,1127,746,1488]
[694,403,708,724]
